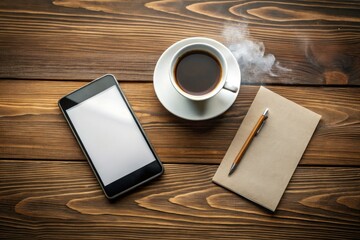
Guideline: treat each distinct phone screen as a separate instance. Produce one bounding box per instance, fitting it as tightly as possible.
[66,85,156,187]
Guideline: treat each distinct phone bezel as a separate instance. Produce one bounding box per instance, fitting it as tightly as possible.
[58,74,163,199]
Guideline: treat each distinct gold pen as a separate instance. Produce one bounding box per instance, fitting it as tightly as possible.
[228,108,269,176]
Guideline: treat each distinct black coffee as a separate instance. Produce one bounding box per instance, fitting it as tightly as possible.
[175,50,221,95]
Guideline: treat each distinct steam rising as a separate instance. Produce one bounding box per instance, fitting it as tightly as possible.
[222,23,291,81]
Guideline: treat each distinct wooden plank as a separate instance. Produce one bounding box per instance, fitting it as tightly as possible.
[0,0,359,84]
[0,160,359,239]
[0,80,359,166]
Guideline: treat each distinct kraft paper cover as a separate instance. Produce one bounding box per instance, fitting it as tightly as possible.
[212,87,321,211]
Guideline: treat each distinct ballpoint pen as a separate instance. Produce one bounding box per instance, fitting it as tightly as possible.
[228,108,269,176]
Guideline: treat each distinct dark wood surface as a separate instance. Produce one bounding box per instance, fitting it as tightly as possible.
[0,1,359,239]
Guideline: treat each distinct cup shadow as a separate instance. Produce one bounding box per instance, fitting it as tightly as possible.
[190,100,208,116]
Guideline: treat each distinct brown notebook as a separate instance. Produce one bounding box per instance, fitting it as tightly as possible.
[213,87,321,211]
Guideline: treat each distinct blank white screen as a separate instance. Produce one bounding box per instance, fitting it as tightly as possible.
[66,86,156,186]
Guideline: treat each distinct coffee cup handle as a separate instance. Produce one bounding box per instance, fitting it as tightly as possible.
[223,82,238,93]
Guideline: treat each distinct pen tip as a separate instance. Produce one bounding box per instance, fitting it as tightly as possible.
[228,163,235,176]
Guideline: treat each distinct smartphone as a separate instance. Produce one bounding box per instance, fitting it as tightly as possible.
[58,74,163,199]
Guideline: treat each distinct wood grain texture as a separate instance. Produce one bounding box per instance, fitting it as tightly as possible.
[0,160,359,240]
[1,1,359,239]
[0,80,359,165]
[0,0,359,84]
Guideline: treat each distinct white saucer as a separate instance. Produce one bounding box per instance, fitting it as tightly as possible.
[153,37,241,121]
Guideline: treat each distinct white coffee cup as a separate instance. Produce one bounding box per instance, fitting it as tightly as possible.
[169,43,238,101]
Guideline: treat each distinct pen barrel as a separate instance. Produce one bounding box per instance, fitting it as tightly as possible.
[233,115,266,165]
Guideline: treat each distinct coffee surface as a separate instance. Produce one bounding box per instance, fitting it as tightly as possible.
[175,50,221,95]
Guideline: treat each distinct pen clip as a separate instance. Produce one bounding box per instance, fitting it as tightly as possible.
[255,120,266,135]
[255,109,269,136]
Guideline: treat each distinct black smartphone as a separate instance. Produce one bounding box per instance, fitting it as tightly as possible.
[58,74,163,199]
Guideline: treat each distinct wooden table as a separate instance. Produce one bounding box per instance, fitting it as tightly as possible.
[1,1,359,239]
